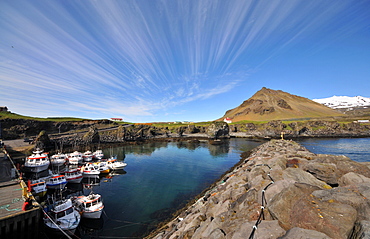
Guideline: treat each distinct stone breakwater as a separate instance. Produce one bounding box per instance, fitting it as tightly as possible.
[149,139,370,239]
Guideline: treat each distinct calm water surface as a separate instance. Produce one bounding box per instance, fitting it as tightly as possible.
[297,137,370,162]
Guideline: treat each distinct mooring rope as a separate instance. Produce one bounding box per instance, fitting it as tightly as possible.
[248,163,275,239]
[102,210,150,229]
[0,197,22,211]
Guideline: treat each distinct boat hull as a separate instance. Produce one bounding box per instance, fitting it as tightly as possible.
[51,161,65,167]
[46,182,67,190]
[24,164,49,173]
[66,176,83,184]
[82,208,103,219]
[44,210,80,233]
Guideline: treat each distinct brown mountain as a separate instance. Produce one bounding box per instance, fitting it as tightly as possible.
[218,87,344,122]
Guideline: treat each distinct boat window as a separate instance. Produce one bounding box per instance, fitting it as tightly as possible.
[56,211,65,219]
[86,202,91,207]
[66,207,73,215]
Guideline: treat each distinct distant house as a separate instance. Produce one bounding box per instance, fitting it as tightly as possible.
[110,118,123,121]
[224,117,232,123]
[355,120,369,123]
[0,106,8,112]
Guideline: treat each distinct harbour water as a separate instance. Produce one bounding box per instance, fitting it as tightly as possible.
[297,137,370,163]
[41,137,369,238]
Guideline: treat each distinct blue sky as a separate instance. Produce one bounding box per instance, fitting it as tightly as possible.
[1,0,369,122]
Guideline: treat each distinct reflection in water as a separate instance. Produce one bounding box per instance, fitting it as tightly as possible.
[208,139,230,157]
[78,217,104,237]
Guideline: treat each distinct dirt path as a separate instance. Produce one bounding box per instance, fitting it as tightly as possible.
[3,139,32,151]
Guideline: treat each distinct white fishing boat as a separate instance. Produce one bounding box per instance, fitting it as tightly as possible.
[82,163,100,177]
[24,149,50,173]
[93,150,104,160]
[83,151,93,162]
[50,153,67,167]
[93,162,110,174]
[43,198,81,234]
[46,174,67,190]
[106,157,127,170]
[64,168,83,183]
[72,193,104,219]
[67,151,83,165]
[29,179,47,197]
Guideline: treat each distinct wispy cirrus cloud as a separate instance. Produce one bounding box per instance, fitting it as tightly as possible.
[1,0,368,121]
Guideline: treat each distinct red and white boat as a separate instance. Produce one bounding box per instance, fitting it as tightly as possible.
[67,151,83,165]
[73,193,104,219]
[64,168,83,183]
[50,153,67,167]
[93,162,110,174]
[93,150,104,160]
[106,157,127,170]
[29,179,47,197]
[24,149,50,173]
[82,163,100,177]
[83,151,93,162]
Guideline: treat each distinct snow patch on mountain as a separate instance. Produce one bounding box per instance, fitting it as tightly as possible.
[313,96,370,109]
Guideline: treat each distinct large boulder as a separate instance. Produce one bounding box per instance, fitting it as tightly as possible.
[281,227,332,239]
[83,126,100,144]
[338,172,370,186]
[302,162,339,185]
[312,154,370,178]
[268,183,357,239]
[34,130,53,150]
[350,220,370,239]
[206,122,230,139]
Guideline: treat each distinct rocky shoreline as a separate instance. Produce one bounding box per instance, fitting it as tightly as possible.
[1,118,370,142]
[147,139,370,239]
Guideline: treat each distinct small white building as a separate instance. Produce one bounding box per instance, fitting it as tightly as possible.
[224,117,232,124]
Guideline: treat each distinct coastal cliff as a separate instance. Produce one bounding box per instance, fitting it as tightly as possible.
[148,140,370,239]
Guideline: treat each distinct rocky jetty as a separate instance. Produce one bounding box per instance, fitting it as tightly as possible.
[149,140,370,239]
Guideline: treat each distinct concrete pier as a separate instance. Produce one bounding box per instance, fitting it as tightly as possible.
[0,149,41,239]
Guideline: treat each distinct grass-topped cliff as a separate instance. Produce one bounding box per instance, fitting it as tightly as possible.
[0,111,88,121]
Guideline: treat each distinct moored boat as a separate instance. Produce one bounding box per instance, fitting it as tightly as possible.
[50,153,67,167]
[93,162,110,174]
[46,174,67,190]
[29,179,47,197]
[72,193,104,219]
[67,151,83,165]
[82,163,100,177]
[106,158,127,170]
[24,149,50,173]
[64,168,83,183]
[92,150,104,160]
[43,198,81,234]
[83,151,93,162]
